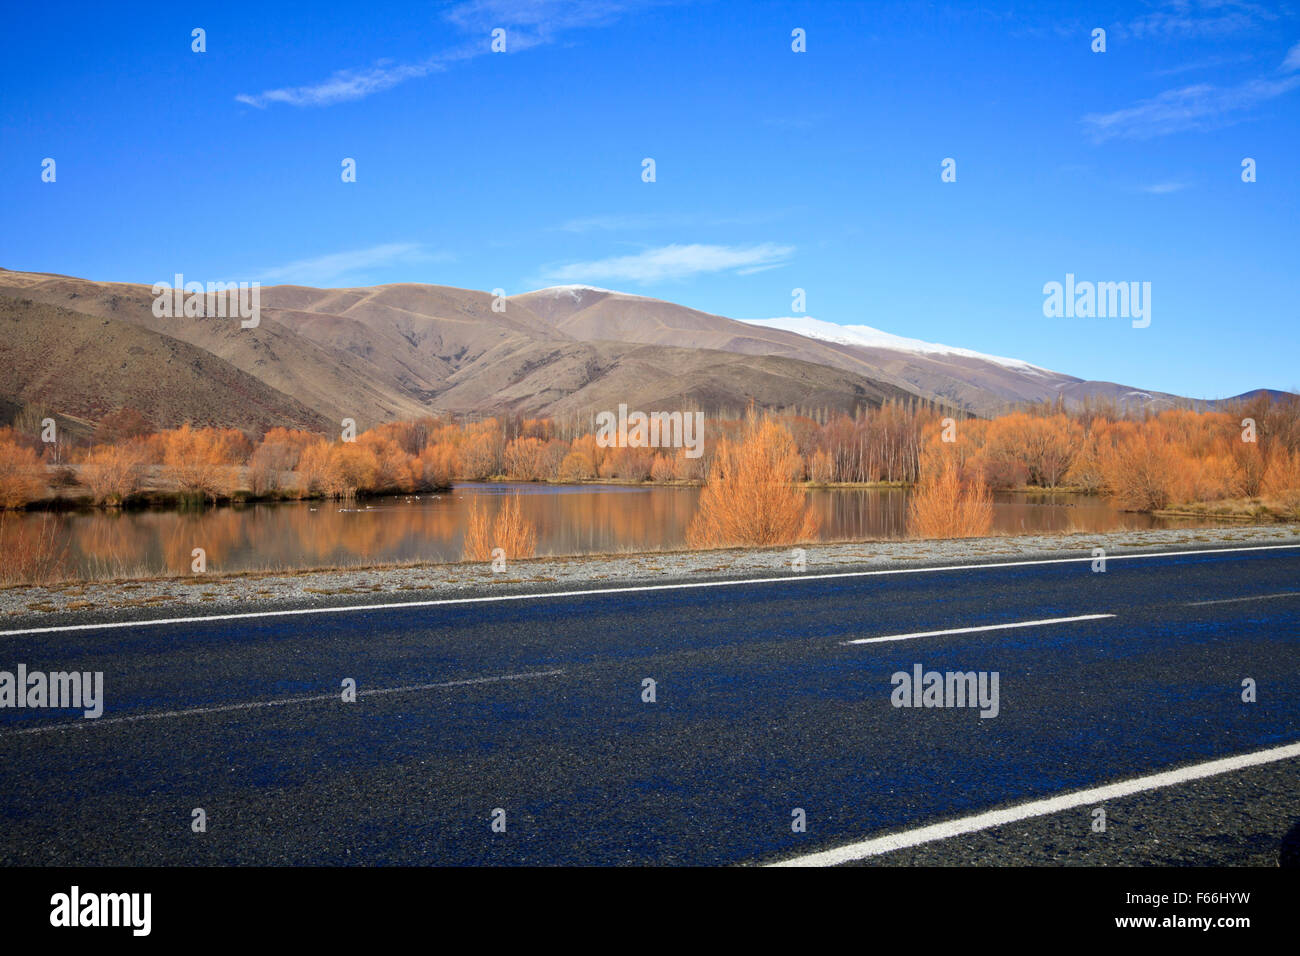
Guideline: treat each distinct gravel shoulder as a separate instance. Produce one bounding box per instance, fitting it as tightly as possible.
[3,523,1298,631]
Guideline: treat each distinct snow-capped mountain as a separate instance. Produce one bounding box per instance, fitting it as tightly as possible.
[739,316,1051,374]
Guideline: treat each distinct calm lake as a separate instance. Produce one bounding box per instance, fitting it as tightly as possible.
[11,482,1235,580]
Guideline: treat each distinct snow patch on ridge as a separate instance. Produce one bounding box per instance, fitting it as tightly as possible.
[740,316,1051,374]
[522,284,623,297]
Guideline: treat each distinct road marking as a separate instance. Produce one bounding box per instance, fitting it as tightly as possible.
[0,668,564,737]
[767,740,1300,867]
[1,543,1296,638]
[844,614,1115,645]
[1186,591,1300,607]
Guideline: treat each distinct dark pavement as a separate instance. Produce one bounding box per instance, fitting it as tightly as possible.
[2,544,1297,865]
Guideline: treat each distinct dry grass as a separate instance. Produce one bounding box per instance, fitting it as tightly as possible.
[907,456,994,539]
[686,414,819,548]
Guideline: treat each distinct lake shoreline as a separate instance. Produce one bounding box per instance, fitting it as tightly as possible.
[5,523,1297,623]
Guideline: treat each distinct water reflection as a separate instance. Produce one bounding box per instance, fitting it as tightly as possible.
[18,483,1210,578]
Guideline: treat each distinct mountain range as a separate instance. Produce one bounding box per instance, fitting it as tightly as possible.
[0,268,1280,437]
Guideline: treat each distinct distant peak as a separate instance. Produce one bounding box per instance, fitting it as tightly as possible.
[740,315,1051,373]
[522,284,622,297]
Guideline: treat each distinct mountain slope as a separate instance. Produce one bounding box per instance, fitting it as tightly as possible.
[0,270,432,425]
[0,296,331,432]
[428,338,915,417]
[509,287,1193,413]
[2,268,1275,433]
[0,270,918,429]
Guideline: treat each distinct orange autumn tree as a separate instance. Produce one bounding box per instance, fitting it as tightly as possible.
[161,424,238,502]
[907,425,993,538]
[80,443,148,506]
[686,413,819,548]
[1101,425,1185,512]
[908,455,994,538]
[248,428,319,497]
[417,443,458,490]
[0,431,46,509]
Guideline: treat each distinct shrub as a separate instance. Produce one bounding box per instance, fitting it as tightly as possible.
[0,438,46,509]
[1103,430,1182,511]
[1230,441,1267,498]
[1263,449,1300,509]
[808,449,833,484]
[672,449,706,481]
[94,407,153,446]
[458,425,503,479]
[418,443,458,490]
[80,444,147,505]
[248,440,301,496]
[503,437,548,481]
[359,434,419,493]
[294,440,339,498]
[907,454,993,539]
[161,424,237,502]
[686,416,818,548]
[1064,430,1110,493]
[332,443,381,497]
[599,446,656,481]
[650,454,676,483]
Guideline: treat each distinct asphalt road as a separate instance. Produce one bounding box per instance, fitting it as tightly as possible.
[2,544,1298,865]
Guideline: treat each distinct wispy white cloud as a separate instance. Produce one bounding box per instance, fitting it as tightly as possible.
[1152,52,1255,76]
[236,0,655,108]
[1141,181,1189,194]
[1083,44,1300,141]
[1118,0,1280,40]
[1285,40,1300,71]
[539,243,794,284]
[256,243,450,286]
[444,0,644,33]
[236,59,451,109]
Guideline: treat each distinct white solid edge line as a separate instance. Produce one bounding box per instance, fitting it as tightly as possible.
[0,668,566,737]
[2,543,1297,638]
[766,740,1300,867]
[845,613,1115,645]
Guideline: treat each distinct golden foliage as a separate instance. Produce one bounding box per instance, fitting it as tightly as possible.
[80,443,148,505]
[161,423,237,501]
[650,454,676,483]
[0,437,46,509]
[418,443,458,490]
[907,450,993,538]
[503,437,549,481]
[686,416,818,548]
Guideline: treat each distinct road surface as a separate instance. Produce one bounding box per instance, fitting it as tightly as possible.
[2,544,1297,865]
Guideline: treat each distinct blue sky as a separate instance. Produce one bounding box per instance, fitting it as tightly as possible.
[2,0,1297,399]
